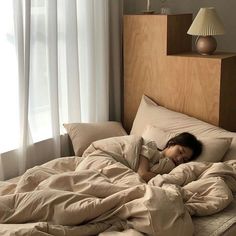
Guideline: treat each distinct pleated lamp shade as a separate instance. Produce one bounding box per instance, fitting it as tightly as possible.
[187,7,225,36]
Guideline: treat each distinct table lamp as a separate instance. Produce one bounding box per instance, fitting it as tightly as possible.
[187,7,225,55]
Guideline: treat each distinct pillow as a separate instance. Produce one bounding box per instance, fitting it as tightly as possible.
[63,121,127,156]
[142,125,232,162]
[197,137,232,162]
[131,95,236,161]
[142,125,172,150]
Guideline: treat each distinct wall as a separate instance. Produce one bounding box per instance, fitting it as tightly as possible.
[123,0,236,52]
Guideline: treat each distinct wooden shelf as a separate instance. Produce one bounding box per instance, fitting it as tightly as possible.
[123,14,236,132]
[169,51,236,59]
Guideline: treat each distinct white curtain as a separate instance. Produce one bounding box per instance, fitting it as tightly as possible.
[0,0,123,180]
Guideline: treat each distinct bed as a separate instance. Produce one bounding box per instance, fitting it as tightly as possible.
[128,95,236,236]
[121,12,236,234]
[1,95,236,236]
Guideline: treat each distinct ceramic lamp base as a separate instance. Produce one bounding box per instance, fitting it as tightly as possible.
[195,36,217,55]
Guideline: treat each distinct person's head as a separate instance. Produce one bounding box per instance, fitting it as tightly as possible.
[162,132,202,166]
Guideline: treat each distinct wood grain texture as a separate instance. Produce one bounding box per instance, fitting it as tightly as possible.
[123,14,236,132]
[123,15,168,131]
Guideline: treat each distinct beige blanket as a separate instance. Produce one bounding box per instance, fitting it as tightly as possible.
[0,135,236,236]
[149,160,236,216]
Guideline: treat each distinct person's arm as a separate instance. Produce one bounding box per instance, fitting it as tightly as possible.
[137,155,157,182]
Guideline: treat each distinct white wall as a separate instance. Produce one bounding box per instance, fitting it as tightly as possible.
[123,0,236,52]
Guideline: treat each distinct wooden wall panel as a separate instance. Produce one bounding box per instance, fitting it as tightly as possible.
[123,15,168,131]
[123,14,236,133]
[165,55,221,125]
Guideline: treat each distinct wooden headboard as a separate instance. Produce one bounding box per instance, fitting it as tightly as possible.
[123,14,236,133]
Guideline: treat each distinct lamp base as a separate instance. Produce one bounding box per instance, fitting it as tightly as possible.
[195,36,217,55]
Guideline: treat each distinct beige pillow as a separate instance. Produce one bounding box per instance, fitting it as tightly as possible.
[63,121,127,156]
[131,95,236,161]
[197,137,232,162]
[142,125,232,162]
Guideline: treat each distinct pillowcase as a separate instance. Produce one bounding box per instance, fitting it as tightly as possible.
[131,95,236,161]
[197,137,232,162]
[142,125,172,150]
[63,121,127,156]
[142,125,232,162]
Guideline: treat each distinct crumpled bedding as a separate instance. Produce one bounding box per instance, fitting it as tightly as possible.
[0,135,236,236]
[149,160,236,216]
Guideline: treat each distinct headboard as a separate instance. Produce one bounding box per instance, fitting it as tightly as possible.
[123,14,236,133]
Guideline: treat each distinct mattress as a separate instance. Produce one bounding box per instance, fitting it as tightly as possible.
[193,194,236,236]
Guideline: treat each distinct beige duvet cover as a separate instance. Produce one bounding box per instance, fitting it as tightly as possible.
[0,135,236,236]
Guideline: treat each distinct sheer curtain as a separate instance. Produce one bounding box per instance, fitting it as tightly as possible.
[0,0,123,180]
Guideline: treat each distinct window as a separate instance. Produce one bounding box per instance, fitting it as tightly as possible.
[0,2,19,153]
[0,1,57,153]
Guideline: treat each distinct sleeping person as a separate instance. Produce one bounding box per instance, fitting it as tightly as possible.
[82,132,202,183]
[137,132,203,182]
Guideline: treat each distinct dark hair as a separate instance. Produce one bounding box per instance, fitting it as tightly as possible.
[164,132,202,160]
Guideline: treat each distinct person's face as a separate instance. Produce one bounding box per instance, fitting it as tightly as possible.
[163,145,193,166]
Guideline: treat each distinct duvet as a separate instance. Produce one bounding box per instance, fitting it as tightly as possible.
[0,135,236,236]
